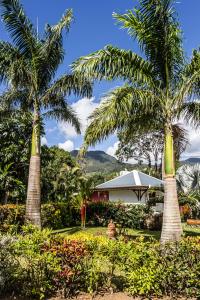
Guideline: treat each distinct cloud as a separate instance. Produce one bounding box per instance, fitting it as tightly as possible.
[41,136,48,146]
[58,97,99,138]
[106,141,120,158]
[58,140,74,152]
[182,126,200,159]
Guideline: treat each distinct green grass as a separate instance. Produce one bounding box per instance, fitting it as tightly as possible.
[53,224,200,240]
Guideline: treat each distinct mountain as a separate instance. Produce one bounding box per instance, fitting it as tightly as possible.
[181,157,200,164]
[71,150,134,174]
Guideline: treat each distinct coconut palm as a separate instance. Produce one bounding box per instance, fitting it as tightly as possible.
[72,0,200,242]
[0,0,92,227]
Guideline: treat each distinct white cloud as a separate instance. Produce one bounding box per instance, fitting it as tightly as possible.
[106,141,120,158]
[41,136,48,146]
[58,140,74,152]
[58,97,99,138]
[182,125,200,159]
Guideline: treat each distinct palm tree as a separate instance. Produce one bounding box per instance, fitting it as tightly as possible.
[0,0,92,227]
[72,0,200,242]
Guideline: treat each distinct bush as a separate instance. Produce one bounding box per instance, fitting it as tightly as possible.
[43,236,89,297]
[0,204,25,232]
[0,203,80,232]
[1,228,200,299]
[0,202,153,233]
[41,203,80,229]
[86,202,152,230]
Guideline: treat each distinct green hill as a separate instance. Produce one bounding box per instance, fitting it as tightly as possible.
[182,157,200,164]
[71,150,134,174]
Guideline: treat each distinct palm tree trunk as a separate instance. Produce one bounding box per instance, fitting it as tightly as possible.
[161,126,182,243]
[25,106,41,228]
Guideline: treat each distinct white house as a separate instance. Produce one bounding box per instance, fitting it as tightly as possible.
[92,170,164,212]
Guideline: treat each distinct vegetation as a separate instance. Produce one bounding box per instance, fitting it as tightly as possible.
[0,0,92,227]
[117,125,188,177]
[72,0,200,242]
[1,226,200,299]
[0,202,155,232]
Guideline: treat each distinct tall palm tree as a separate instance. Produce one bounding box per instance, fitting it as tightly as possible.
[72,0,200,242]
[0,0,92,227]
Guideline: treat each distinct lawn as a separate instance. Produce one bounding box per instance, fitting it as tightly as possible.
[53,224,200,240]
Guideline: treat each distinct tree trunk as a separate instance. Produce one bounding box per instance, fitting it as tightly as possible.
[4,191,9,205]
[160,126,182,243]
[25,106,41,228]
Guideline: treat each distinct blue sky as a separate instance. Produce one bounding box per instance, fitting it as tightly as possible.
[1,0,200,159]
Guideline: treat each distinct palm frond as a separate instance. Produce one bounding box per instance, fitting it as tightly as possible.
[39,9,73,86]
[43,74,92,100]
[84,85,159,146]
[181,101,200,128]
[0,0,37,57]
[172,123,189,160]
[0,41,30,85]
[72,45,154,84]
[43,103,81,134]
[0,88,33,111]
[113,0,183,85]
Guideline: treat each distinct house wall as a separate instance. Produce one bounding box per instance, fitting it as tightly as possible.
[109,190,147,204]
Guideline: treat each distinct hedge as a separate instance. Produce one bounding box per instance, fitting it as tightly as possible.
[0,202,157,232]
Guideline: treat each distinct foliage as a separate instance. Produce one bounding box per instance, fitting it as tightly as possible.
[86,202,152,230]
[117,126,188,174]
[117,131,163,170]
[0,204,25,232]
[0,201,155,233]
[66,233,200,298]
[177,164,200,219]
[72,0,200,151]
[1,227,200,298]
[179,191,200,220]
[41,203,80,229]
[0,111,33,203]
[0,203,80,232]
[177,164,200,193]
[43,236,88,297]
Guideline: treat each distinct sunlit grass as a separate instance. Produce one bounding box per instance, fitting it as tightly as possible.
[53,224,200,240]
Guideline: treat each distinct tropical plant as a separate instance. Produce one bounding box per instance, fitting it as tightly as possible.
[0,163,24,204]
[72,0,200,242]
[0,109,33,202]
[0,0,92,227]
[176,164,200,193]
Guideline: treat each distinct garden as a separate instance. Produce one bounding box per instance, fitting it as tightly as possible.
[0,0,200,299]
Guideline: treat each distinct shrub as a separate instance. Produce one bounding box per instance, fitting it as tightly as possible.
[0,204,25,232]
[1,228,200,299]
[0,234,19,295]
[0,202,153,233]
[43,236,89,297]
[0,203,80,232]
[86,202,152,230]
[41,203,80,229]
